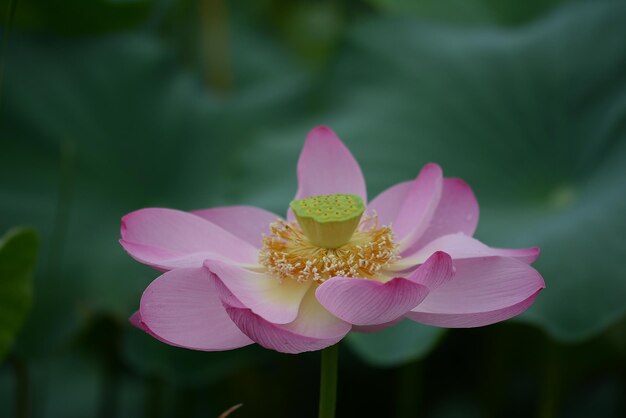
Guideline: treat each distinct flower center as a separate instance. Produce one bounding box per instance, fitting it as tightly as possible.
[259,194,399,283]
[290,194,365,249]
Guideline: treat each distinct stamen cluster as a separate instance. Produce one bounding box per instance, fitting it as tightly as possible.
[259,215,399,283]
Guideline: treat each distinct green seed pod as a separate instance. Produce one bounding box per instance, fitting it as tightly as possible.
[290,194,365,249]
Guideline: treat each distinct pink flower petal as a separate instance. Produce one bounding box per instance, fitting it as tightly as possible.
[205,260,311,324]
[139,268,253,351]
[130,310,188,346]
[406,257,545,328]
[366,180,412,227]
[395,164,443,241]
[406,290,542,328]
[129,310,145,330]
[316,277,429,326]
[220,284,352,354]
[391,233,540,271]
[405,251,456,290]
[295,126,367,202]
[192,206,280,249]
[409,178,479,251]
[120,208,259,270]
[368,175,478,257]
[119,241,221,271]
[315,252,453,326]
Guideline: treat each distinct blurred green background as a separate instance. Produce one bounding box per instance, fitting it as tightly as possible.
[1,0,625,417]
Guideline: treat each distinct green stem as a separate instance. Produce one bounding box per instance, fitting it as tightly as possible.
[538,339,562,418]
[396,360,422,418]
[318,344,339,418]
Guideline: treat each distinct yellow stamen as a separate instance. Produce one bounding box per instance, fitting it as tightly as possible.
[259,213,399,283]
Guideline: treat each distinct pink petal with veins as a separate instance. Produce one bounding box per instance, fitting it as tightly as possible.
[295,126,367,203]
[316,252,453,326]
[138,268,253,350]
[120,208,259,270]
[406,257,545,328]
[206,260,311,324]
[193,205,280,249]
[392,233,539,271]
[218,282,351,354]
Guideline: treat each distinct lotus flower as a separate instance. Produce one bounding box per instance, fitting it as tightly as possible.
[123,126,545,354]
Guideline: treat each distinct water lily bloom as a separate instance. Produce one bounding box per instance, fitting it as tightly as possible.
[123,126,545,354]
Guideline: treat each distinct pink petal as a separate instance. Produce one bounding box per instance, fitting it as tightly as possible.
[406,257,545,328]
[315,252,453,326]
[409,178,479,251]
[129,310,144,330]
[378,164,443,252]
[192,206,280,249]
[120,208,259,270]
[366,181,412,227]
[392,233,540,271]
[406,290,542,328]
[316,277,429,326]
[139,268,253,351]
[220,284,352,354]
[119,241,223,271]
[405,251,456,290]
[295,126,367,202]
[368,176,477,257]
[205,260,311,324]
[130,310,186,346]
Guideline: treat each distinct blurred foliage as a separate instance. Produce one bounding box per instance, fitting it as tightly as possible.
[346,320,445,367]
[0,0,625,417]
[0,0,154,35]
[0,228,38,361]
[366,0,568,25]
[324,0,626,343]
[238,0,626,345]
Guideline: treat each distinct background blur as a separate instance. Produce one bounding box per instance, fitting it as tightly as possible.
[1,0,625,417]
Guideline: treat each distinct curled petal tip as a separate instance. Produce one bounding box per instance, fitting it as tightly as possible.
[128,311,143,329]
[431,250,452,261]
[448,177,471,189]
[309,125,334,135]
[423,162,443,173]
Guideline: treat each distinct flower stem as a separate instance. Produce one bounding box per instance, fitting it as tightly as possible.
[396,360,422,418]
[538,339,562,418]
[318,344,339,418]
